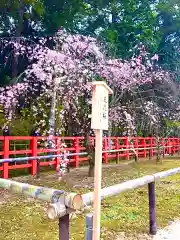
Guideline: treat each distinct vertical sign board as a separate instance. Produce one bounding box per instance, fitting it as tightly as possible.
[91,84,109,130]
[90,81,113,240]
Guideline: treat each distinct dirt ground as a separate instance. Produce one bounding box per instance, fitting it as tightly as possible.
[0,157,180,240]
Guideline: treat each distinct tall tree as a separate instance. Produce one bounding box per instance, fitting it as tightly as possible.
[156,1,180,79]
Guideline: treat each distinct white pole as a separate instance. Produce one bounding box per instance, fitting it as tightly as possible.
[93,129,103,240]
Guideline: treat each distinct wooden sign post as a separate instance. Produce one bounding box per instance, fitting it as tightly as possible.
[90,81,113,240]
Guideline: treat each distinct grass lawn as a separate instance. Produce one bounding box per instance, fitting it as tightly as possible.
[0,157,180,240]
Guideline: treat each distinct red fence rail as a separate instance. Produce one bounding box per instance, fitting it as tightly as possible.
[0,136,179,178]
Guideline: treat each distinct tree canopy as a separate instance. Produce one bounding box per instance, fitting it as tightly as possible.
[0,0,180,136]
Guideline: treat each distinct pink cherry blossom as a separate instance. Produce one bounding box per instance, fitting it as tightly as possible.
[0,29,178,136]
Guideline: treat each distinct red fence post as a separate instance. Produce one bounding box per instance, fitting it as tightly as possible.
[3,136,9,179]
[125,137,129,160]
[171,137,173,155]
[135,137,139,158]
[167,138,170,155]
[154,137,157,157]
[176,138,179,154]
[169,138,173,155]
[142,138,146,158]
[74,137,79,168]
[115,137,119,163]
[103,137,108,164]
[149,138,153,159]
[161,138,164,158]
[172,137,176,155]
[55,137,61,169]
[30,137,37,176]
[165,138,167,155]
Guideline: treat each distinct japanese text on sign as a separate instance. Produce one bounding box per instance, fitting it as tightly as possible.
[91,86,109,130]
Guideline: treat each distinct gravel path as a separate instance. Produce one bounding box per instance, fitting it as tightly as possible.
[116,220,180,239]
[153,220,180,240]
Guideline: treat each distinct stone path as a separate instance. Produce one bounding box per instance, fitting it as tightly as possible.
[116,220,180,239]
[153,220,180,240]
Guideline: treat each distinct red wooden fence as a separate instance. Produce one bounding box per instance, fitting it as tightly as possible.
[0,136,179,179]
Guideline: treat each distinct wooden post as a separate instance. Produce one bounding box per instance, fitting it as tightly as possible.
[3,136,9,179]
[86,213,93,240]
[148,182,157,235]
[90,81,113,240]
[74,137,79,168]
[93,129,103,240]
[59,214,69,240]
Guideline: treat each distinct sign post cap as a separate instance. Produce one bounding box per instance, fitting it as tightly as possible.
[91,81,113,95]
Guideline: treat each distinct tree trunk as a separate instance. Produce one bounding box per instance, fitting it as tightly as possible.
[88,150,95,177]
[156,136,161,163]
[85,134,95,177]
[12,0,24,79]
[49,77,58,138]
[47,76,58,169]
[67,103,73,136]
